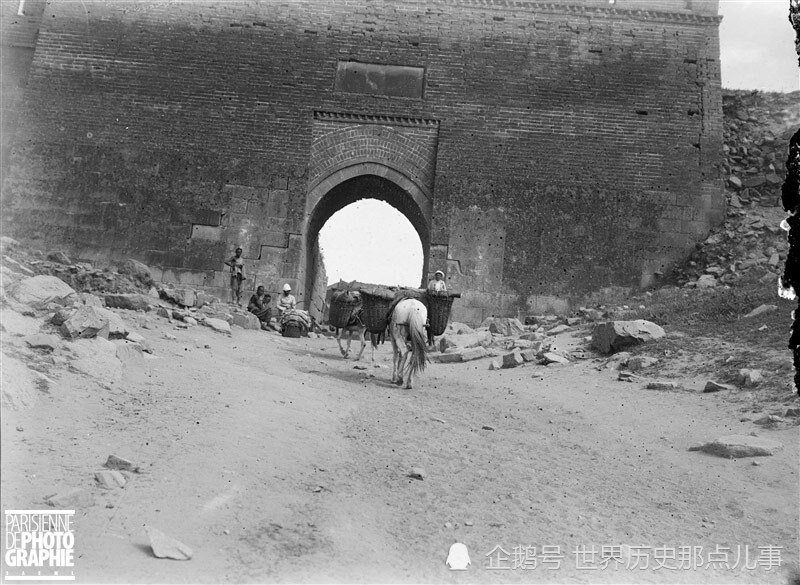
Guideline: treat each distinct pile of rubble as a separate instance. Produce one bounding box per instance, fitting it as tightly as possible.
[670,90,799,288]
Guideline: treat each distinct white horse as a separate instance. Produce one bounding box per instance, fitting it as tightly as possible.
[389,298,428,389]
[335,306,382,362]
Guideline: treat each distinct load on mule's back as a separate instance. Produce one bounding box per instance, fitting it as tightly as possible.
[329,289,382,362]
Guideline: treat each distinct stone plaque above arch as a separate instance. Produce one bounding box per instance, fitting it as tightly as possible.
[309,111,439,201]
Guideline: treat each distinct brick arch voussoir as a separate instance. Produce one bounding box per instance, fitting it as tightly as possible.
[309,125,433,191]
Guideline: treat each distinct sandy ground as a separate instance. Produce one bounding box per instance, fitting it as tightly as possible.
[1,314,798,584]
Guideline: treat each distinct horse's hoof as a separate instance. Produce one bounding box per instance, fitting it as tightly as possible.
[402,384,412,390]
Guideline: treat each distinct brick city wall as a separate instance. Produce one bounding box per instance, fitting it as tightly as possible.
[1,0,724,323]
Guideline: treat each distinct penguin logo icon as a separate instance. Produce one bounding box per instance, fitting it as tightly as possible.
[446,542,471,570]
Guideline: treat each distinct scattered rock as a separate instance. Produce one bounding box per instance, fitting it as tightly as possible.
[77,292,104,308]
[689,435,783,458]
[501,349,524,368]
[618,371,643,383]
[753,415,788,427]
[105,454,139,472]
[9,275,76,310]
[126,331,146,344]
[445,322,476,335]
[159,287,196,308]
[482,425,496,431]
[784,407,800,418]
[519,348,538,362]
[743,304,778,319]
[61,306,128,340]
[183,316,198,326]
[703,380,735,393]
[145,527,193,560]
[488,359,502,370]
[121,258,152,280]
[591,320,666,354]
[45,488,94,508]
[69,338,123,384]
[94,470,127,489]
[737,368,763,387]
[407,467,425,480]
[438,331,493,352]
[163,333,177,341]
[116,341,144,363]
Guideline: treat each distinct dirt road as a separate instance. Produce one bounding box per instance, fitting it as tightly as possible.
[2,316,798,583]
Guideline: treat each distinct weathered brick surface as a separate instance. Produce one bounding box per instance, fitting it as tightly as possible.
[1,0,723,324]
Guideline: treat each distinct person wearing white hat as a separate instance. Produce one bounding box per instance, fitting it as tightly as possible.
[276,283,297,316]
[427,270,447,295]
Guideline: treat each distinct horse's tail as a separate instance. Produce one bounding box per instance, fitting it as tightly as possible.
[407,304,428,377]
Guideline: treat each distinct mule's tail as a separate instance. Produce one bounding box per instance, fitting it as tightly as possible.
[407,306,428,377]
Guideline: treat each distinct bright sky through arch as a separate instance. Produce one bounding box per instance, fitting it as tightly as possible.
[318,199,424,288]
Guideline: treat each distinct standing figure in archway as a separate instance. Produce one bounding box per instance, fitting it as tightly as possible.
[225,247,246,305]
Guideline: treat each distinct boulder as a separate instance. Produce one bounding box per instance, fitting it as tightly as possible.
[160,287,196,307]
[689,435,783,458]
[488,359,502,370]
[104,454,139,472]
[121,258,152,280]
[105,294,152,312]
[9,275,76,310]
[484,317,525,337]
[204,318,232,334]
[591,320,666,354]
[519,349,538,362]
[61,306,128,339]
[232,312,261,330]
[115,341,144,364]
[646,381,679,390]
[501,350,524,369]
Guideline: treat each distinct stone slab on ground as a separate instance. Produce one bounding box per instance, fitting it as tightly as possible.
[591,320,666,354]
[459,346,487,362]
[703,380,735,393]
[541,352,570,365]
[484,317,525,337]
[9,275,76,310]
[434,352,463,364]
[145,527,193,560]
[689,435,783,458]
[204,318,232,335]
[105,454,139,472]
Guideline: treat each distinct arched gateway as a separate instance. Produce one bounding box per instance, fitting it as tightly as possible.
[302,163,432,322]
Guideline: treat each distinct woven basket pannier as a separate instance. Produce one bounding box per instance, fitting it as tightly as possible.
[427,293,455,337]
[328,291,359,328]
[360,291,393,334]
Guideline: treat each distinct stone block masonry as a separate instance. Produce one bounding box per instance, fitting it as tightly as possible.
[1,0,724,323]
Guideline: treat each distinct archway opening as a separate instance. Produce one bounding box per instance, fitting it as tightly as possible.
[319,199,424,287]
[304,173,431,321]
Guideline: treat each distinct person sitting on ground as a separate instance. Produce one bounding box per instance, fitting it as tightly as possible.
[427,270,447,295]
[248,285,273,330]
[276,283,297,316]
[224,247,246,305]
